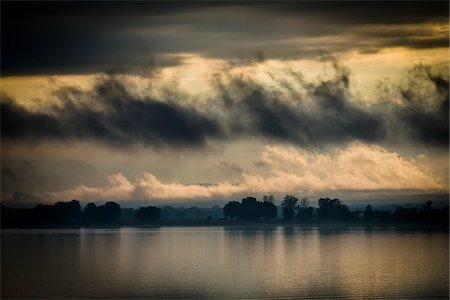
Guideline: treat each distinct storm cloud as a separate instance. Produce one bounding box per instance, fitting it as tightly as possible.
[1,61,448,148]
[212,60,387,146]
[378,64,449,146]
[2,1,448,76]
[1,77,222,147]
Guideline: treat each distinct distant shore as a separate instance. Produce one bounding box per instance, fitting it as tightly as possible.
[3,198,448,230]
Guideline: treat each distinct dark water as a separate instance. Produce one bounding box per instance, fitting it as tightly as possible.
[1,227,448,299]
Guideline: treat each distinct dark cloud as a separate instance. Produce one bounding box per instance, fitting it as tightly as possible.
[2,1,448,76]
[1,77,223,147]
[208,59,448,147]
[211,60,386,146]
[1,158,101,195]
[270,2,448,25]
[1,62,448,149]
[1,97,65,139]
[0,192,45,208]
[384,65,449,146]
[401,102,449,146]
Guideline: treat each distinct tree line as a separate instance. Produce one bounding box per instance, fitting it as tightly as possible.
[223,197,277,220]
[224,195,449,225]
[1,201,161,227]
[1,196,448,227]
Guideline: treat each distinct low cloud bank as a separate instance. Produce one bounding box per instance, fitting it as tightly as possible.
[46,142,446,202]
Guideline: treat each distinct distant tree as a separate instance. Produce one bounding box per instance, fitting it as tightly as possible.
[135,206,161,223]
[84,202,97,221]
[317,198,352,221]
[187,207,201,219]
[363,205,373,222]
[0,204,5,227]
[296,197,314,222]
[33,199,81,225]
[223,201,241,220]
[96,202,121,223]
[161,206,175,219]
[224,197,275,221]
[263,195,275,204]
[64,200,81,222]
[418,203,448,225]
[240,197,261,220]
[299,197,309,208]
[261,201,277,220]
[420,201,435,222]
[393,206,417,223]
[281,195,298,221]
[176,209,186,219]
[439,205,449,224]
[422,201,433,211]
[121,208,135,223]
[210,205,223,219]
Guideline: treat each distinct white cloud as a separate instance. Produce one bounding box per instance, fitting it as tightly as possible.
[47,141,446,202]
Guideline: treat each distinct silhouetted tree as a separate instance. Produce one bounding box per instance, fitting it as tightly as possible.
[363,205,373,222]
[419,201,448,223]
[223,201,241,219]
[187,207,201,219]
[240,197,261,220]
[439,205,449,224]
[83,202,97,221]
[262,195,275,203]
[281,195,298,221]
[261,201,277,220]
[296,197,314,222]
[135,206,161,222]
[3,198,448,228]
[96,202,121,223]
[224,198,275,221]
[419,200,432,222]
[33,199,81,225]
[161,206,175,219]
[121,208,135,223]
[423,200,433,211]
[317,198,352,221]
[62,200,81,221]
[1,204,11,227]
[176,209,186,219]
[393,206,418,222]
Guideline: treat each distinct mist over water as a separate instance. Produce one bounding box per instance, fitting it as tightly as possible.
[2,227,448,299]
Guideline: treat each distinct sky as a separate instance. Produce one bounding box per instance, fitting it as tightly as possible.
[1,1,449,207]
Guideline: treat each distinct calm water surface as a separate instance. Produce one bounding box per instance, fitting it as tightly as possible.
[2,227,448,299]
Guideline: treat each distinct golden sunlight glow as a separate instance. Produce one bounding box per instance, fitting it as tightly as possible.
[1,46,447,109]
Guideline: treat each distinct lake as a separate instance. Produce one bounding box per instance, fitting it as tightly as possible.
[1,227,448,299]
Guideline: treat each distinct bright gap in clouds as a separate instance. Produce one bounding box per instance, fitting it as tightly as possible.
[1,47,448,106]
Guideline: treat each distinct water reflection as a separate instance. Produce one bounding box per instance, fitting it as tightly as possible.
[2,227,448,299]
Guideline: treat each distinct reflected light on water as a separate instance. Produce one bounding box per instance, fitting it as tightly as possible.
[2,227,448,299]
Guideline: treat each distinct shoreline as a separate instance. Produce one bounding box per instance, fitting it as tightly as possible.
[2,220,448,231]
